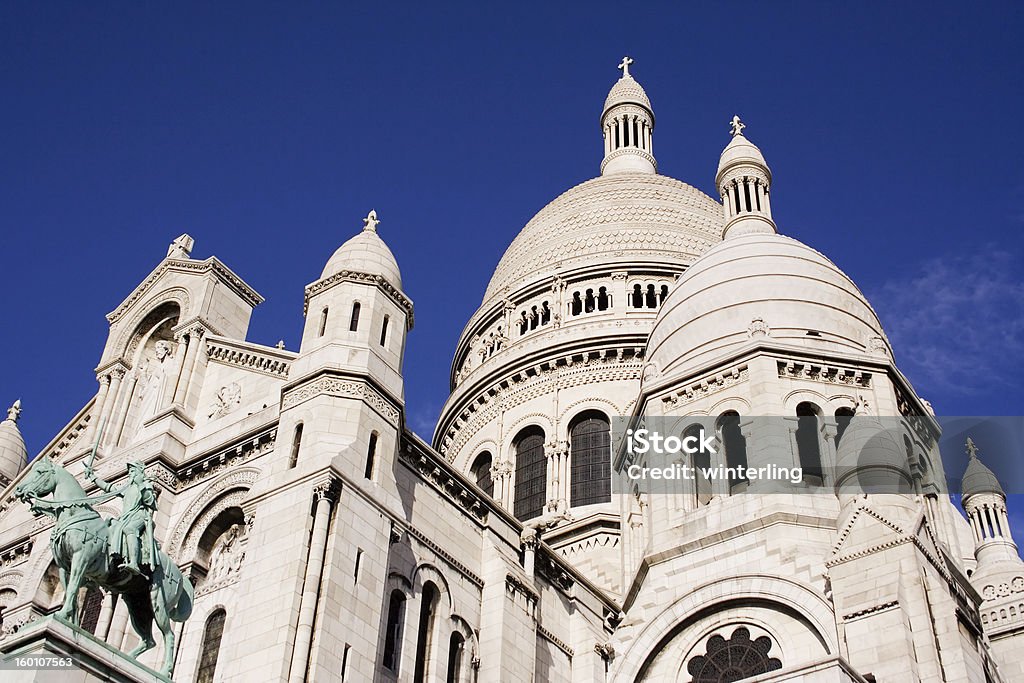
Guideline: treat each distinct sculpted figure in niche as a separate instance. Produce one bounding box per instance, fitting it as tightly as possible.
[136,340,174,425]
[208,523,245,582]
[208,382,242,419]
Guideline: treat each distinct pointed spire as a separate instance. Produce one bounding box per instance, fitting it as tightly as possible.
[601,58,656,176]
[5,399,21,423]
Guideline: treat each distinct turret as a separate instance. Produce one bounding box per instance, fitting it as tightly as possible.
[0,400,27,488]
[961,437,1020,568]
[716,116,776,239]
[600,57,657,175]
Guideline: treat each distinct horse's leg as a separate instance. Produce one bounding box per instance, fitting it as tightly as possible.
[123,591,156,659]
[56,547,86,623]
[151,581,175,675]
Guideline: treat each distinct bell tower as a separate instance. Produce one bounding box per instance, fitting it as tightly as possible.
[600,56,657,175]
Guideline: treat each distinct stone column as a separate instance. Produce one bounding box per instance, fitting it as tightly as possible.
[106,597,130,649]
[88,375,111,444]
[97,368,125,445]
[289,480,337,683]
[94,591,116,641]
[616,116,624,150]
[762,187,771,215]
[521,529,538,576]
[109,373,139,448]
[170,331,192,406]
[174,326,205,408]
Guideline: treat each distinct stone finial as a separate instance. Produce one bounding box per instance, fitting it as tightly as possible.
[617,55,634,78]
[6,399,21,423]
[167,233,195,259]
[362,209,380,233]
[275,340,286,350]
[747,316,769,338]
[730,115,746,137]
[966,437,979,459]
[854,394,871,416]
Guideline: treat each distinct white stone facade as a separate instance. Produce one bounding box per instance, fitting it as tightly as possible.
[0,61,1022,683]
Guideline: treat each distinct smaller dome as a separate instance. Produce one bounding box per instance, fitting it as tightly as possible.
[647,232,891,378]
[717,134,769,180]
[603,76,652,117]
[834,417,912,494]
[962,454,1004,498]
[321,210,402,289]
[0,400,27,485]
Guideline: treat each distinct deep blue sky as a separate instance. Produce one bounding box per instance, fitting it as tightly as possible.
[2,3,1023,531]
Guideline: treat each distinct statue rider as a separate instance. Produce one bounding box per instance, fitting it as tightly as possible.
[84,460,157,576]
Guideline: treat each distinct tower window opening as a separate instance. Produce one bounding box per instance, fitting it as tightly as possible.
[753,180,762,210]
[718,412,748,492]
[796,402,823,482]
[519,312,529,336]
[382,590,406,671]
[529,306,539,330]
[570,292,583,316]
[380,315,390,347]
[446,632,465,683]
[540,301,551,325]
[318,307,329,337]
[597,287,610,311]
[743,180,753,214]
[631,284,643,308]
[835,407,855,446]
[645,284,657,308]
[659,284,669,305]
[364,432,378,480]
[472,451,494,496]
[614,120,620,149]
[349,302,361,332]
[413,583,439,683]
[584,289,596,313]
[733,184,742,213]
[289,423,303,469]
[632,119,639,147]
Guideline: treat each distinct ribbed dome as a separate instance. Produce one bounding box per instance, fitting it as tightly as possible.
[482,173,722,302]
[647,232,891,378]
[962,455,1004,497]
[0,401,27,485]
[321,224,402,289]
[603,76,652,115]
[717,134,769,180]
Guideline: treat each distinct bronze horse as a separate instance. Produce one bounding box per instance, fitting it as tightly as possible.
[14,457,193,675]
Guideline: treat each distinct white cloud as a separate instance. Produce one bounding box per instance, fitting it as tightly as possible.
[871,246,1024,395]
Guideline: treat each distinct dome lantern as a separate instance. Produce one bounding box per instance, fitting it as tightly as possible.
[717,116,776,239]
[600,57,657,176]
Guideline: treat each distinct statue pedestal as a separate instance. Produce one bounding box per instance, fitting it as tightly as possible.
[0,616,170,683]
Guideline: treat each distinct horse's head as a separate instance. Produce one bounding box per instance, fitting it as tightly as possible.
[14,456,57,502]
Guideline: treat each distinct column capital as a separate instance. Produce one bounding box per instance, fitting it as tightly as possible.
[312,477,341,505]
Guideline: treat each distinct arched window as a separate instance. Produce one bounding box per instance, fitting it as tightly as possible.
[380,315,390,347]
[570,412,611,507]
[79,587,103,635]
[196,609,226,683]
[597,287,610,311]
[687,627,782,683]
[382,590,406,672]
[687,424,712,506]
[659,284,669,304]
[631,284,643,308]
[540,302,551,325]
[645,284,657,308]
[796,402,823,481]
[570,292,582,316]
[834,407,855,446]
[289,423,303,469]
[364,432,378,480]
[513,427,547,521]
[318,307,329,337]
[718,412,748,492]
[584,289,596,313]
[349,302,361,332]
[413,583,439,683]
[471,452,494,497]
[446,631,465,683]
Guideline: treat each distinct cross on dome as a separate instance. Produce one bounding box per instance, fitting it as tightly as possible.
[363,209,380,232]
[730,115,746,137]
[617,56,634,78]
[966,437,980,459]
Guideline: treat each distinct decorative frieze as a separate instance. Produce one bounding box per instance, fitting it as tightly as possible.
[178,427,276,490]
[777,361,871,388]
[0,538,32,567]
[282,375,400,427]
[207,338,293,378]
[538,625,574,657]
[303,270,414,328]
[398,441,487,523]
[662,365,749,408]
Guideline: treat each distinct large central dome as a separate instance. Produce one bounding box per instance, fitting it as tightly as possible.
[483,172,722,303]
